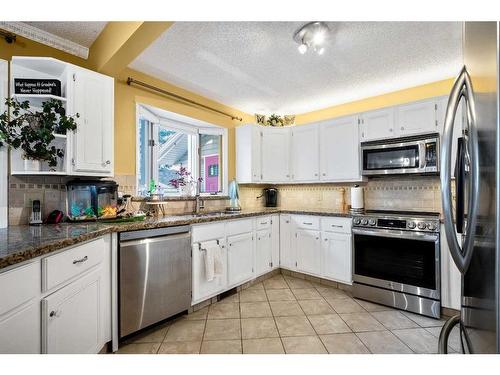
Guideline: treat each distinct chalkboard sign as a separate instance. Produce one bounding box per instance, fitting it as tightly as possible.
[14,79,61,96]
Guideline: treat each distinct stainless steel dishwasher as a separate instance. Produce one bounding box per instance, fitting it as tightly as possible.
[119,225,191,338]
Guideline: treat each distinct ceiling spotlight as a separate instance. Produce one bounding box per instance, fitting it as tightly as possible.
[293,21,330,56]
[298,43,308,54]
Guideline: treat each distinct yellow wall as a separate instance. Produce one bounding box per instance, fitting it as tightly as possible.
[0,34,253,179]
[294,78,455,125]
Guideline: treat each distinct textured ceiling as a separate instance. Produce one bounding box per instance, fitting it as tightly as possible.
[129,22,463,115]
[23,22,107,48]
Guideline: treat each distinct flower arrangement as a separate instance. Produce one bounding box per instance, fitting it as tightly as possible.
[169,166,202,196]
[266,113,284,127]
[0,98,79,167]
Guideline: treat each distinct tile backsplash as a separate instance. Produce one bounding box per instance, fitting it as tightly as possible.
[7,174,447,225]
[239,176,445,213]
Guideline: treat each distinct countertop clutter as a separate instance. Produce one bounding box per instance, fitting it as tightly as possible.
[0,207,352,270]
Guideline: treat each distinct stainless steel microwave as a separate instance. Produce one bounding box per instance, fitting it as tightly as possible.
[361,133,440,176]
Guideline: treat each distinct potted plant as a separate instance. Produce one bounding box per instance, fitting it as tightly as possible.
[169,166,202,196]
[0,98,79,171]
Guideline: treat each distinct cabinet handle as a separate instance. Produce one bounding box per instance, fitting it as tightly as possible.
[286,220,289,224]
[286,174,290,178]
[322,173,326,176]
[400,126,404,131]
[73,255,88,265]
[105,160,111,165]
[260,222,268,225]
[324,238,328,242]
[389,128,393,132]
[316,237,319,240]
[331,224,343,228]
[314,173,318,176]
[49,310,59,318]
[303,222,313,225]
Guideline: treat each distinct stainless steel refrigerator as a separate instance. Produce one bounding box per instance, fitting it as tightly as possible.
[439,21,499,354]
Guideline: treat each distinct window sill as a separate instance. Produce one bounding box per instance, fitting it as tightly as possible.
[131,195,229,202]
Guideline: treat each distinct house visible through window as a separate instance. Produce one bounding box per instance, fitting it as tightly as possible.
[136,105,226,196]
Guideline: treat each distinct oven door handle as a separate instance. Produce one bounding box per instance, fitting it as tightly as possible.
[352,228,439,242]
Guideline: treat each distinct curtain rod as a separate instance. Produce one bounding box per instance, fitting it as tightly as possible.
[127,77,243,122]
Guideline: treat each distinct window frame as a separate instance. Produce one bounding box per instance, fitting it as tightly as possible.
[135,104,228,197]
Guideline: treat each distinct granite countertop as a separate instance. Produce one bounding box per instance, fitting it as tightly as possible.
[0,207,351,271]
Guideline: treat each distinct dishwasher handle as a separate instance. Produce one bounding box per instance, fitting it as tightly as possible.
[120,231,191,248]
[119,225,190,241]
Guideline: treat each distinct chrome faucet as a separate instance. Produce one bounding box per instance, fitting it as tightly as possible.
[194,180,205,214]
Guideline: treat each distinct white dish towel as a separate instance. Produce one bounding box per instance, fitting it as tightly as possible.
[201,240,223,282]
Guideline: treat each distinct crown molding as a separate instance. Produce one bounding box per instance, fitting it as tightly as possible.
[0,22,89,59]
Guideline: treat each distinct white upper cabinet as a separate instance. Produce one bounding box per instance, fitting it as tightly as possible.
[261,127,291,182]
[359,107,396,141]
[396,99,438,137]
[290,124,319,182]
[70,66,114,176]
[319,116,362,181]
[236,125,262,183]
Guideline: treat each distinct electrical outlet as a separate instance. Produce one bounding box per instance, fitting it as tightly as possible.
[24,192,44,208]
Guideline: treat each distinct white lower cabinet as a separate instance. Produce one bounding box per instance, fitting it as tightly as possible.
[295,229,321,276]
[440,224,462,310]
[42,269,103,354]
[255,229,272,276]
[321,232,352,284]
[279,215,295,270]
[0,300,40,354]
[227,232,254,287]
[271,214,280,270]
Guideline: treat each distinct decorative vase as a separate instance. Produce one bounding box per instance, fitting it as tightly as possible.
[24,159,41,172]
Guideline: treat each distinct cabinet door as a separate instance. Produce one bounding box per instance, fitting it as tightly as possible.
[227,232,254,287]
[322,232,352,284]
[255,229,272,276]
[71,67,114,175]
[236,125,261,183]
[271,214,280,270]
[440,224,461,310]
[290,124,319,181]
[0,302,40,354]
[320,116,361,181]
[360,108,396,141]
[279,215,295,270]
[261,128,290,182]
[192,238,226,304]
[42,269,103,354]
[397,99,438,136]
[295,229,321,276]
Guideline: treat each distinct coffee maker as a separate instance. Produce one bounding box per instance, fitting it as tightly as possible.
[263,188,278,207]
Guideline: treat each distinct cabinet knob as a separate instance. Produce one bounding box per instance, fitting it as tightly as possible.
[322,173,326,176]
[49,310,59,318]
[314,173,318,176]
[286,174,290,178]
[324,238,328,242]
[400,126,404,130]
[389,128,393,132]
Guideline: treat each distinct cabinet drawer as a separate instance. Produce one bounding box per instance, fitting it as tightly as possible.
[255,216,271,231]
[0,261,40,316]
[293,215,320,230]
[42,238,104,292]
[192,223,225,243]
[226,218,253,236]
[321,217,352,234]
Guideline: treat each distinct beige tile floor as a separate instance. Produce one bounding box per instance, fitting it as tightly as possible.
[117,274,458,354]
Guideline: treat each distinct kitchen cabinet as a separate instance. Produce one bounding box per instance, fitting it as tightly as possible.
[290,124,319,182]
[261,127,291,182]
[397,99,438,136]
[271,214,280,270]
[295,229,321,276]
[359,107,396,141]
[227,232,254,287]
[319,115,362,181]
[70,65,114,176]
[236,125,262,183]
[255,229,272,276]
[42,268,103,354]
[321,232,352,284]
[279,215,295,270]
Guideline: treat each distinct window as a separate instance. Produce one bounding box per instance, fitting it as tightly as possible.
[136,105,227,196]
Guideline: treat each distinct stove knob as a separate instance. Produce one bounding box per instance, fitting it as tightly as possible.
[427,222,437,231]
[368,219,376,226]
[417,222,426,230]
[361,219,368,225]
[353,218,361,225]
[408,221,416,229]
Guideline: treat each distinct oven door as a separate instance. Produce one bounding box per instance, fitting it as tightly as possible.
[352,228,440,300]
[362,142,422,175]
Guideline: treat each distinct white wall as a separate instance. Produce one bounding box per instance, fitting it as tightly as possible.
[0,59,8,228]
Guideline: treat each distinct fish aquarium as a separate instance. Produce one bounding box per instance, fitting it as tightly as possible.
[66,180,118,221]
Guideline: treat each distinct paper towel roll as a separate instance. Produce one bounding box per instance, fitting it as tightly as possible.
[350,186,364,210]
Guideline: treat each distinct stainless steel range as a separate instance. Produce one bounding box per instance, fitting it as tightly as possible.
[352,210,441,318]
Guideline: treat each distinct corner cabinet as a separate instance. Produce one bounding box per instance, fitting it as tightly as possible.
[69,66,114,176]
[8,56,114,177]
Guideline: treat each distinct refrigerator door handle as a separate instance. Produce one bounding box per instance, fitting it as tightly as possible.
[455,137,465,233]
[440,66,480,274]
